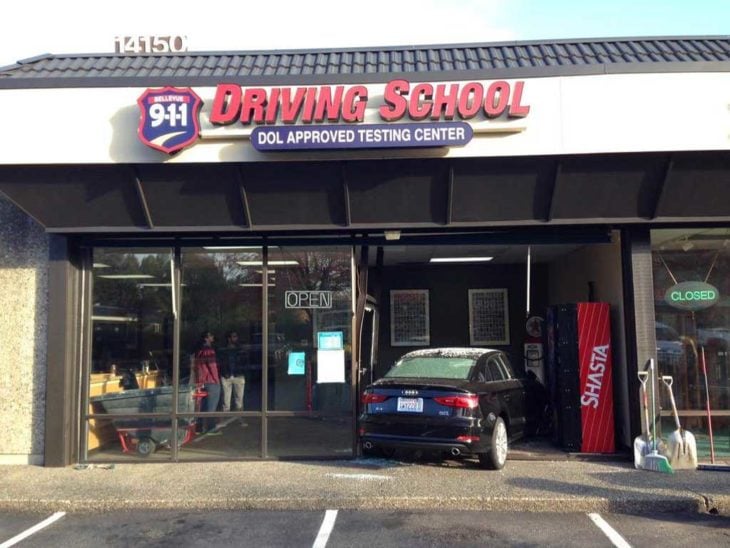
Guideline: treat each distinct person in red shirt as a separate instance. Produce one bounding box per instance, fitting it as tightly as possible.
[194,330,221,435]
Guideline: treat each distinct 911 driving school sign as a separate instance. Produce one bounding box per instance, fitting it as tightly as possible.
[137,79,529,154]
[137,87,202,154]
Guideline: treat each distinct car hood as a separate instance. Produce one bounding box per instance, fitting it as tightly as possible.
[369,377,473,391]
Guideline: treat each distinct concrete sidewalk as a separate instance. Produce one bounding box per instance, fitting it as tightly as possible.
[1,458,728,515]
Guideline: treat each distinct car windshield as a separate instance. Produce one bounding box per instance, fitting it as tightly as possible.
[384,356,477,379]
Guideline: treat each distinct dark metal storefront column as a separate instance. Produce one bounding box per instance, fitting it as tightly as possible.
[622,227,657,441]
[45,235,84,466]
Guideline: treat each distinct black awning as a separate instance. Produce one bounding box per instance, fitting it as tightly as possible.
[1,152,729,233]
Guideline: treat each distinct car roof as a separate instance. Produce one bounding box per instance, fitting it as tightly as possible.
[399,347,499,359]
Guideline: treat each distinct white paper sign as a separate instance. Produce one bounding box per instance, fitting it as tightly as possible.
[317,349,345,383]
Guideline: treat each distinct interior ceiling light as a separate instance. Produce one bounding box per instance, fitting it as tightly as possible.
[203,246,263,250]
[429,257,494,263]
[98,274,155,279]
[237,260,298,266]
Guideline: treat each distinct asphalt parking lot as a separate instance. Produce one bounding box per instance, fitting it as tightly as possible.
[1,458,729,516]
[2,509,729,547]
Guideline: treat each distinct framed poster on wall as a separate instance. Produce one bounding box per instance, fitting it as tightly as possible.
[469,289,510,345]
[390,289,430,346]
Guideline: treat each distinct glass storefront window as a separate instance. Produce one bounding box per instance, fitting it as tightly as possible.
[180,247,264,414]
[86,244,354,461]
[176,417,262,460]
[85,418,177,461]
[175,247,265,459]
[267,417,352,457]
[88,248,175,458]
[91,248,174,381]
[651,229,730,463]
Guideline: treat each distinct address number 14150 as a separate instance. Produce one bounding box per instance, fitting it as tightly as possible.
[114,35,188,54]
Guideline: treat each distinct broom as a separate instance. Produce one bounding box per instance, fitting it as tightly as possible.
[633,371,650,468]
[699,346,716,464]
[643,359,673,474]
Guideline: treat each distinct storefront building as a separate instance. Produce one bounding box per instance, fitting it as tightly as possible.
[0,36,729,466]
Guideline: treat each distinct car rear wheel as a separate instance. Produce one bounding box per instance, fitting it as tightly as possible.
[478,417,508,470]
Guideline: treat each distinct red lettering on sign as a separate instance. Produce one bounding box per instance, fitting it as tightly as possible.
[210,83,241,125]
[484,81,510,118]
[342,85,368,122]
[431,84,459,120]
[209,79,530,126]
[313,86,344,122]
[508,81,530,117]
[379,79,409,121]
[457,82,483,119]
[301,87,318,123]
[280,88,308,124]
[265,88,280,124]
[410,83,433,121]
[240,88,267,124]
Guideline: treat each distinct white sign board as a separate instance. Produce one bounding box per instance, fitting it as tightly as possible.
[317,349,345,383]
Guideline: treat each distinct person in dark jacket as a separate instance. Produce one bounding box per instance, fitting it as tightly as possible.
[219,331,246,413]
[194,330,221,435]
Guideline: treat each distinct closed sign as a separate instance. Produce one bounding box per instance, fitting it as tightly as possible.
[665,281,719,311]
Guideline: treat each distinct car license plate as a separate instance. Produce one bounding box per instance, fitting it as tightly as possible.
[397,397,423,413]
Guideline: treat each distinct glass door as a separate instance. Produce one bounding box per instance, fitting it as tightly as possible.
[266,246,355,457]
[176,246,264,460]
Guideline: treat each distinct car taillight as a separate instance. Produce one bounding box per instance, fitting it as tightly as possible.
[456,435,481,443]
[434,395,479,408]
[362,392,388,405]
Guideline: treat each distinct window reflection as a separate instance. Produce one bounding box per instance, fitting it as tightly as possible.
[267,247,353,415]
[90,248,174,408]
[180,248,264,413]
[651,229,730,462]
[86,244,354,461]
[89,248,176,459]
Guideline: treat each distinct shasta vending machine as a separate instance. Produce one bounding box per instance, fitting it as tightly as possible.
[545,302,615,453]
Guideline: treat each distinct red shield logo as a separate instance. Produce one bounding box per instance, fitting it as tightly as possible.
[137,87,202,154]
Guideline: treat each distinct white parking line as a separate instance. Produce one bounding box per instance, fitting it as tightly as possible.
[0,512,66,548]
[312,509,338,548]
[326,473,392,481]
[587,513,632,548]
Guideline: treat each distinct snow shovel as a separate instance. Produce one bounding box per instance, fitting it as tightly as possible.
[633,371,650,469]
[643,359,673,473]
[661,375,698,470]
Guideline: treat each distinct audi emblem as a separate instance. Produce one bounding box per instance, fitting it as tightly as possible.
[402,389,419,396]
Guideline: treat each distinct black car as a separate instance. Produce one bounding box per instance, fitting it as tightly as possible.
[359,347,536,469]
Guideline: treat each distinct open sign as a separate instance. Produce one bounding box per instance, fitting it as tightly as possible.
[285,290,332,309]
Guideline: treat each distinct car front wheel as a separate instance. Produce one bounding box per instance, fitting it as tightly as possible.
[478,417,508,470]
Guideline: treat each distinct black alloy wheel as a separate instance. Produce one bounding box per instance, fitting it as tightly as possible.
[478,417,508,470]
